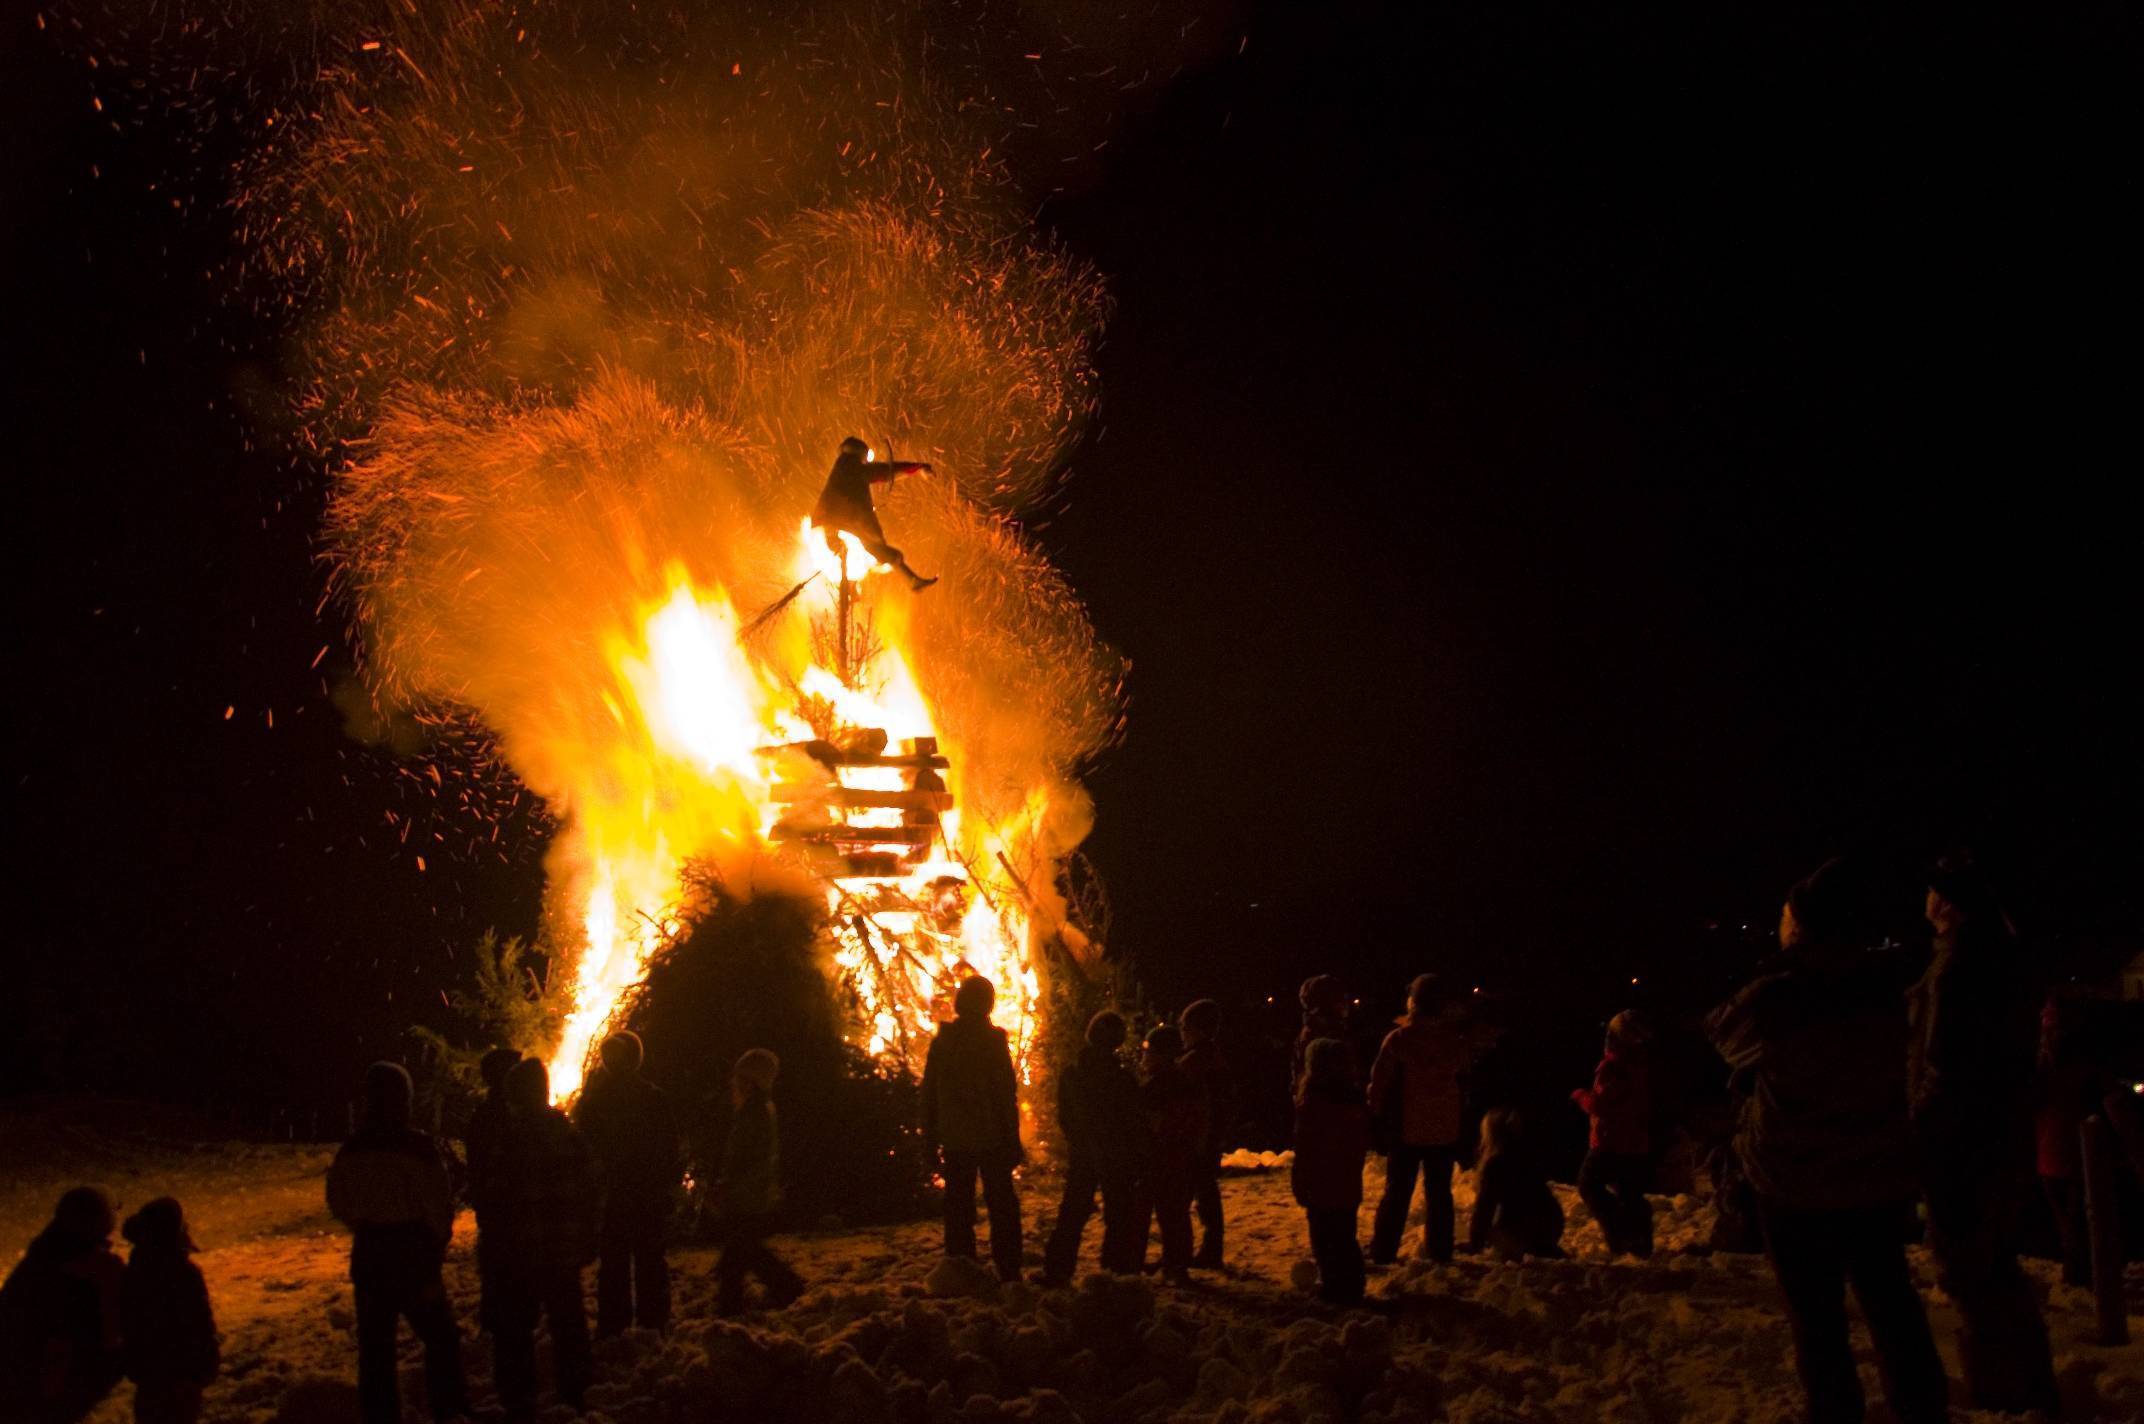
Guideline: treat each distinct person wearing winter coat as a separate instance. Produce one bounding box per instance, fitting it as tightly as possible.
[1906,854,2059,1417]
[711,1049,805,1313]
[0,1186,125,1424]
[481,1058,598,1419]
[1707,858,1947,1424]
[574,1031,683,1336]
[1466,1108,1564,1261]
[1041,1011,1151,1283]
[463,1045,520,1335]
[1572,1010,1655,1259]
[1141,1025,1207,1285]
[1291,1038,1370,1305]
[326,1063,467,1424]
[921,975,1026,1281]
[1367,974,1470,1264]
[811,437,937,590]
[1290,975,1353,1093]
[118,1199,218,1424]
[1177,1000,1230,1269]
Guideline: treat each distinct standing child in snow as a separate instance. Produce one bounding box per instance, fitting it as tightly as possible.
[1465,1108,1565,1261]
[1290,975,1353,1092]
[1367,973,1472,1264]
[1571,1010,1654,1259]
[1141,1024,1207,1285]
[1291,1038,1370,1304]
[921,976,1027,1282]
[0,1186,126,1424]
[1042,1011,1150,1284]
[1177,999,1230,1269]
[118,1199,218,1424]
[712,1049,804,1313]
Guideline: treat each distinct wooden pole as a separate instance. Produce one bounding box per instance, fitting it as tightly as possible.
[837,568,854,686]
[2082,1113,2129,1345]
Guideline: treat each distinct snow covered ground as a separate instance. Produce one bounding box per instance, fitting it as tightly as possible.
[27,1139,2139,1424]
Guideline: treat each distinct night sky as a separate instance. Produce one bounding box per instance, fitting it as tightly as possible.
[5,5,2139,1112]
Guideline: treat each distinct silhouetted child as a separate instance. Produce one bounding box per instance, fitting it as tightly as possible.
[1465,1108,1565,1261]
[1291,1038,1369,1304]
[712,1049,804,1313]
[1177,999,1230,1269]
[921,976,1026,1282]
[119,1199,218,1424]
[0,1185,125,1424]
[1042,1011,1151,1284]
[1572,1010,1654,1258]
[325,1063,467,1424]
[575,1030,683,1335]
[483,1058,598,1420]
[1141,1024,1206,1285]
[464,1045,520,1338]
[1290,975,1353,1092]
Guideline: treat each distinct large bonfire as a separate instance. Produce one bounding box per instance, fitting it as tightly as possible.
[230,1,1123,1095]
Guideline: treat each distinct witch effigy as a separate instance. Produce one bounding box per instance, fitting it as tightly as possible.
[813,437,937,591]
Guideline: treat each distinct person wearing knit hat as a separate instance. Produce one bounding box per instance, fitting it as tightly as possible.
[1290,975,1354,1101]
[120,1199,219,1424]
[1907,851,2059,1415]
[574,1030,683,1337]
[0,1186,125,1424]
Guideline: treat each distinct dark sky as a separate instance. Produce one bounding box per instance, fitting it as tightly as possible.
[4,5,2140,1108]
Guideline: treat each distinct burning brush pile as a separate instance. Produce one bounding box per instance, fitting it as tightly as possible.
[201,0,1127,1153]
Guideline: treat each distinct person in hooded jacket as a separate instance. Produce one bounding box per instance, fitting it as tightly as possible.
[921,975,1026,1281]
[1041,1011,1150,1284]
[1367,974,1471,1264]
[1572,1010,1655,1259]
[1466,1108,1565,1261]
[1707,858,1947,1424]
[325,1062,467,1424]
[1907,854,2059,1417]
[1141,1025,1207,1285]
[481,1058,598,1420]
[574,1031,682,1336]
[1177,1000,1230,1269]
[0,1186,125,1424]
[811,437,937,590]
[711,1049,805,1313]
[117,1199,218,1424]
[1291,1038,1370,1305]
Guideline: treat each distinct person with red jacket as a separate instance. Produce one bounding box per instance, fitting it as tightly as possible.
[1572,1010,1654,1259]
[1366,974,1470,1264]
[812,437,936,590]
[1291,1038,1370,1304]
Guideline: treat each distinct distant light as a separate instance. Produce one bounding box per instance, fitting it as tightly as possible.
[1471,986,1480,994]
[1630,977,1639,985]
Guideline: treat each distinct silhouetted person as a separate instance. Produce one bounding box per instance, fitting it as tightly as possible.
[1908,853,2060,1416]
[812,437,936,590]
[118,1199,217,1424]
[2035,996,2099,1288]
[326,1062,467,1424]
[0,1186,124,1424]
[711,1049,804,1313]
[574,1031,682,1335]
[1290,975,1352,1092]
[1141,1024,1206,1285]
[1708,858,1947,1424]
[1041,1011,1150,1285]
[1572,1010,1655,1259]
[921,975,1025,1281]
[1368,973,1471,1264]
[1467,1108,1565,1261]
[481,1058,596,1420]
[464,1045,520,1338]
[1177,999,1230,1269]
[1291,1038,1369,1305]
